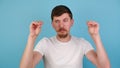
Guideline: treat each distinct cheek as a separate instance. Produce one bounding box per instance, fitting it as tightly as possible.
[53,24,59,31]
[64,21,73,27]
[55,27,59,31]
[66,23,72,28]
[65,25,72,31]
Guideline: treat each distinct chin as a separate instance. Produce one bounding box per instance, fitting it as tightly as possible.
[57,33,68,38]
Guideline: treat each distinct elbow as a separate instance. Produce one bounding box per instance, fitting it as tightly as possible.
[20,62,34,68]
[101,61,110,68]
[105,59,111,68]
[20,63,26,68]
[20,64,31,68]
[20,61,23,68]
[97,60,110,68]
[20,64,24,68]
[105,62,110,68]
[20,62,30,68]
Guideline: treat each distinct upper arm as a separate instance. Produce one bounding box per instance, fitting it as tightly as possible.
[32,51,43,68]
[86,50,100,68]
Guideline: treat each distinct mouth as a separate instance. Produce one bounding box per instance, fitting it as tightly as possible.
[58,30,67,34]
[58,28,66,32]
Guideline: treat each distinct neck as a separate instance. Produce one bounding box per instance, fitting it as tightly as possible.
[56,34,71,42]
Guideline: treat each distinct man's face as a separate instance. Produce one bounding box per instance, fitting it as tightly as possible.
[52,13,73,38]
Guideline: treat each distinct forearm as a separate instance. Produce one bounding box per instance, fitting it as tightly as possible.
[20,35,36,68]
[91,34,110,68]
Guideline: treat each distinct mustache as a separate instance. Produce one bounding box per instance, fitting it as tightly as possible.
[57,28,67,32]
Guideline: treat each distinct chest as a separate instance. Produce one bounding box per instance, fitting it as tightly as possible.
[44,43,84,65]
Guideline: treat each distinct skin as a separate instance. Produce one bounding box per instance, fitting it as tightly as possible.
[20,13,110,68]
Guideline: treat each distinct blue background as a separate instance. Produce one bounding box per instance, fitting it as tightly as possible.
[0,0,120,68]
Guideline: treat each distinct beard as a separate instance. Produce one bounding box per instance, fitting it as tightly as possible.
[58,33,68,38]
[57,28,69,38]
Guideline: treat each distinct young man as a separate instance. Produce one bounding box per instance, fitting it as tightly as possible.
[20,5,110,68]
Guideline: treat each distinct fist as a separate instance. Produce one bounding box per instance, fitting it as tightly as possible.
[29,21,43,38]
[87,21,99,35]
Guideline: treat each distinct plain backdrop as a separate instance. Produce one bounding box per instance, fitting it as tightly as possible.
[0,0,120,68]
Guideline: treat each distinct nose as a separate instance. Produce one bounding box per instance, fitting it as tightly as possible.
[59,22,64,28]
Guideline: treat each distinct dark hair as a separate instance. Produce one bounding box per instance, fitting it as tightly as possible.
[51,5,73,21]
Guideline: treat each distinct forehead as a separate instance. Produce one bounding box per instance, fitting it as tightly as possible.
[53,13,70,21]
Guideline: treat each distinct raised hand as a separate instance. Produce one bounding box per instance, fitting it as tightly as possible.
[87,21,99,36]
[29,21,43,38]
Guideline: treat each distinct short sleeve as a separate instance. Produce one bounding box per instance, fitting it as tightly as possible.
[33,38,47,56]
[81,38,94,55]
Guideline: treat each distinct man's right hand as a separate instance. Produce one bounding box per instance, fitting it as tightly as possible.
[29,21,43,39]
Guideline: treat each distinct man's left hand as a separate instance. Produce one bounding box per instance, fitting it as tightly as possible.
[87,21,99,36]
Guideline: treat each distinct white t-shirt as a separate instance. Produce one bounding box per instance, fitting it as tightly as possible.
[34,36,94,68]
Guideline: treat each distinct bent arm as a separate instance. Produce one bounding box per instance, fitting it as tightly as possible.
[86,21,110,68]
[20,35,42,68]
[86,34,110,68]
[20,21,43,68]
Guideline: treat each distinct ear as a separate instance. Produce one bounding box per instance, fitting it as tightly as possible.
[52,21,54,28]
[71,19,74,26]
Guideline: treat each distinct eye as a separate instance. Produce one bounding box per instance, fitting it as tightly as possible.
[55,20,59,23]
[63,18,68,22]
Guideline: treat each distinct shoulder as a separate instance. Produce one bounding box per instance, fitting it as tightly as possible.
[37,36,55,44]
[71,36,91,45]
[72,36,87,42]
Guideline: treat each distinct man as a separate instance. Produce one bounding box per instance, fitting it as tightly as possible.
[20,5,110,68]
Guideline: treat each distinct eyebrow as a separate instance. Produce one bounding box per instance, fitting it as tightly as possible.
[54,19,60,23]
[63,18,68,20]
[53,17,69,22]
